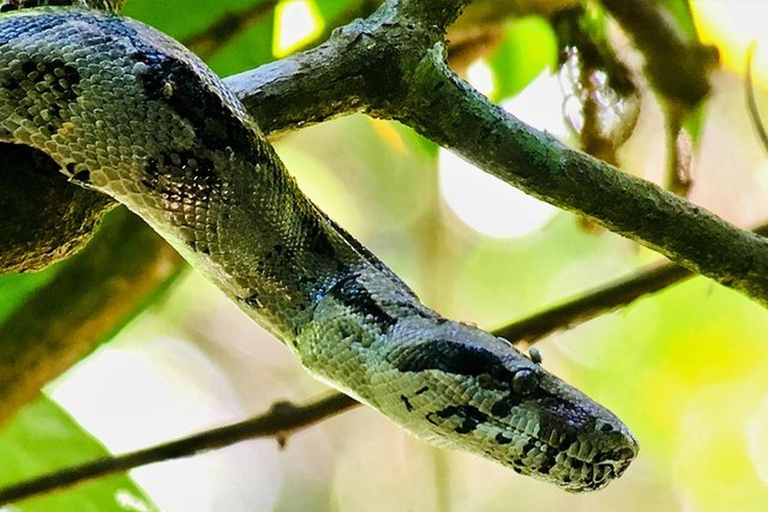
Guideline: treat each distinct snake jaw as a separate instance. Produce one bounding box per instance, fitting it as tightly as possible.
[375,319,638,492]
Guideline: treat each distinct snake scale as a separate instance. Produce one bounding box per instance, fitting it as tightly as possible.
[0,0,637,491]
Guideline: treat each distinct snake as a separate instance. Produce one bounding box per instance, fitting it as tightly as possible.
[0,0,638,492]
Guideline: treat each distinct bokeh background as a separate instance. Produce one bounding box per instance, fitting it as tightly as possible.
[3,1,768,511]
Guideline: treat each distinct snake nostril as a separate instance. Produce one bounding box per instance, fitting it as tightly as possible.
[598,421,614,433]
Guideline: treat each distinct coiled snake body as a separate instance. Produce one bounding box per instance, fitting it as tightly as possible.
[0,1,637,491]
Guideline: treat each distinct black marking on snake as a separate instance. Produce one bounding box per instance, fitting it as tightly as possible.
[243,291,262,309]
[326,274,397,331]
[522,438,538,455]
[490,393,523,417]
[79,16,265,160]
[436,405,488,435]
[559,431,578,450]
[392,340,520,391]
[538,454,557,474]
[71,169,91,185]
[131,54,259,158]
[598,422,614,432]
[400,395,413,412]
[415,386,429,395]
[143,150,218,193]
[495,432,513,445]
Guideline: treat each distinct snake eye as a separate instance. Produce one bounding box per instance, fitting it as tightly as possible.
[512,369,539,396]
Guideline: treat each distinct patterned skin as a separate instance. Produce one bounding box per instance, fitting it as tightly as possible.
[0,4,638,491]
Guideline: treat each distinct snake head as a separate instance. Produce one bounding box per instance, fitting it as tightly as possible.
[380,319,638,492]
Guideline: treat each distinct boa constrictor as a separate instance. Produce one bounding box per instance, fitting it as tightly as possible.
[0,0,637,491]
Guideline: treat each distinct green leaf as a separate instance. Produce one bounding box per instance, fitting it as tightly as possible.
[657,0,698,40]
[490,16,558,101]
[316,0,362,20]
[0,268,58,324]
[683,102,707,147]
[0,396,159,512]
[655,0,708,147]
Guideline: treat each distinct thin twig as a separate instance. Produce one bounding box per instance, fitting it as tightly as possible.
[500,221,768,344]
[0,393,358,506]
[600,0,717,109]
[498,261,689,345]
[663,106,694,196]
[746,42,768,157]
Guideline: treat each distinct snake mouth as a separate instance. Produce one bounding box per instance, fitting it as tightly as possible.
[489,416,638,492]
[549,449,636,491]
[501,443,636,491]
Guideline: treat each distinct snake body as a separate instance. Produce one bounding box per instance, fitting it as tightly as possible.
[0,2,637,491]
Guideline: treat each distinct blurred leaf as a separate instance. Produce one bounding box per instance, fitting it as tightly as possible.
[658,0,698,40]
[0,267,58,324]
[315,0,363,20]
[0,396,159,512]
[125,0,275,75]
[655,1,709,146]
[393,122,439,159]
[491,16,558,101]
[683,101,707,147]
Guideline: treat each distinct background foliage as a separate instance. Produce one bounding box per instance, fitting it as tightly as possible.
[2,1,768,511]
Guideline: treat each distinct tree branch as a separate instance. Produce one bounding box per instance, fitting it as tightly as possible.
[395,49,768,306]
[0,393,359,507]
[0,210,184,426]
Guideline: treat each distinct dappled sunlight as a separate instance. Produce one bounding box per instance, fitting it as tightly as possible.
[439,148,557,238]
[273,0,324,58]
[49,338,282,512]
[438,72,567,239]
[747,396,768,486]
[466,59,496,97]
[693,1,768,83]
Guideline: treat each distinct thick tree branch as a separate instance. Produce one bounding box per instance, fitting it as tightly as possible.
[225,1,768,308]
[397,49,768,305]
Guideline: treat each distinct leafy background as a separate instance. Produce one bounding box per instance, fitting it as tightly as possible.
[2,1,768,511]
